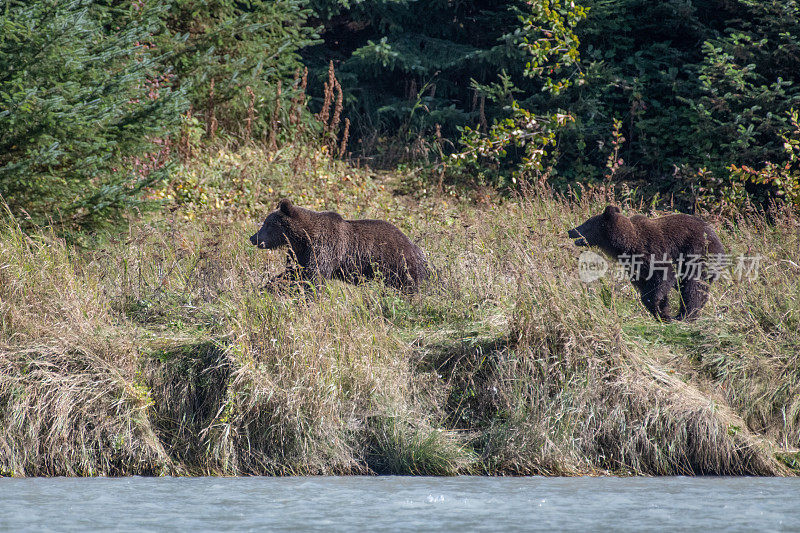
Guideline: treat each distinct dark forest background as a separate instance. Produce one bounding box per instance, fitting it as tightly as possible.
[3,0,800,226]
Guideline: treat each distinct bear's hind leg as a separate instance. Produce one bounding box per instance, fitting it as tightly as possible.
[677,278,710,321]
[639,266,675,321]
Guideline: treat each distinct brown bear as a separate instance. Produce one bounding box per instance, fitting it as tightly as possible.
[568,206,725,320]
[250,199,429,292]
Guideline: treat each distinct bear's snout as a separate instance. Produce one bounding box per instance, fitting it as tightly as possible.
[249,233,259,246]
[567,228,588,247]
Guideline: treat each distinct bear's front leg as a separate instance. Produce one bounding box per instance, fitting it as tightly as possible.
[262,268,297,292]
[638,275,674,322]
[261,252,312,292]
[677,278,710,320]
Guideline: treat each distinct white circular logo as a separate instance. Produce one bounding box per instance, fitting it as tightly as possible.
[578,251,608,282]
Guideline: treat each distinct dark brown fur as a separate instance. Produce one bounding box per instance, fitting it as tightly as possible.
[568,206,725,320]
[250,199,428,292]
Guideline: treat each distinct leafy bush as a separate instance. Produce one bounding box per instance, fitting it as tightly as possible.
[726,109,800,210]
[305,0,800,208]
[544,0,800,203]
[453,0,586,186]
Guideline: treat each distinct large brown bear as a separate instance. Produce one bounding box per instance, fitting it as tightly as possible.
[250,199,428,292]
[568,206,725,320]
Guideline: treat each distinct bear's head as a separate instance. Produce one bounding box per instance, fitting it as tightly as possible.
[250,199,301,249]
[567,205,623,253]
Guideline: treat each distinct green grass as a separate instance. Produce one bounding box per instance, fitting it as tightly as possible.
[0,143,798,476]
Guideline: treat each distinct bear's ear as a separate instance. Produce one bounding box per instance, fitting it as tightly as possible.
[603,205,621,218]
[278,198,295,217]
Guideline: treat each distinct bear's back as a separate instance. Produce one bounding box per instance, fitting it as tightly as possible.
[637,213,723,256]
[340,218,427,289]
[347,219,420,253]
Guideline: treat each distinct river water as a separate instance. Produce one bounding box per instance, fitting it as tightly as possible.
[0,476,798,532]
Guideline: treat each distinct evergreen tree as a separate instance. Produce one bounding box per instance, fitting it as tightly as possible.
[159,0,319,139]
[304,0,576,158]
[0,0,187,226]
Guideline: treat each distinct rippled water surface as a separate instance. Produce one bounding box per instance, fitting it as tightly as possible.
[1,476,798,532]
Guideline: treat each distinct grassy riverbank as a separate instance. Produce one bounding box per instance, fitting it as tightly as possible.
[1,145,799,476]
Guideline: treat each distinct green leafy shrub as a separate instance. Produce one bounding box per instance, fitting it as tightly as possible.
[551,0,800,204]
[450,1,586,187]
[727,109,800,209]
[305,0,800,209]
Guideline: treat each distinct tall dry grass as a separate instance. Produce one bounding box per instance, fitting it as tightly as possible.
[0,147,798,476]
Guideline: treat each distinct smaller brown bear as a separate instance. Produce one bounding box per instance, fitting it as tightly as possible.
[250,199,428,292]
[568,206,725,320]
